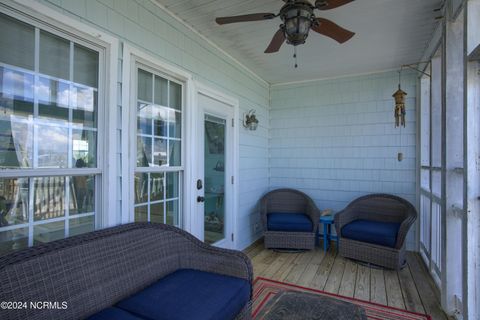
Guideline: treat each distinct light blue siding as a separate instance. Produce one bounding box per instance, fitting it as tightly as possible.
[270,71,418,249]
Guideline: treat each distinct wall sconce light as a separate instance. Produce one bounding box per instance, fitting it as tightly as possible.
[243,109,259,131]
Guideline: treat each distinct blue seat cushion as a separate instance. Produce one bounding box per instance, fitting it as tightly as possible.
[88,307,145,320]
[267,212,313,232]
[341,219,401,248]
[116,269,250,320]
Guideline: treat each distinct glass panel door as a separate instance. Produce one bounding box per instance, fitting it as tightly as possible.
[203,114,226,244]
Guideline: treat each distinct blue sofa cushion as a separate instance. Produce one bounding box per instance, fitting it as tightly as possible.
[341,219,401,248]
[88,307,145,320]
[116,269,250,320]
[267,212,313,232]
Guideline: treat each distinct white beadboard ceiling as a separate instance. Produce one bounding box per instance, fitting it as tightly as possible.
[155,0,441,84]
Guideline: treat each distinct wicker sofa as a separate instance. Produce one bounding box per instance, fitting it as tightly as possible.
[0,223,253,320]
[334,194,417,270]
[260,188,320,250]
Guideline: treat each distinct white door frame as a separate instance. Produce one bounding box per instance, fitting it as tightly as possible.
[191,82,239,249]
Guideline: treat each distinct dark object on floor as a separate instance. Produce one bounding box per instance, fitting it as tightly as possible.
[256,290,367,320]
[260,188,320,250]
[0,223,253,320]
[335,193,417,270]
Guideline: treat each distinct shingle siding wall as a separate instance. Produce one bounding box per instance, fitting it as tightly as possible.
[270,71,418,249]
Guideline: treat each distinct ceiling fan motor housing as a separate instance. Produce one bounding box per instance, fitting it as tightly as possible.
[280,1,315,46]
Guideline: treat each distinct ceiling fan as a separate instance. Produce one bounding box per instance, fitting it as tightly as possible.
[215,0,355,55]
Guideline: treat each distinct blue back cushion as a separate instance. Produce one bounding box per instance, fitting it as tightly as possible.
[341,219,401,248]
[116,269,250,320]
[267,212,313,232]
[88,307,144,320]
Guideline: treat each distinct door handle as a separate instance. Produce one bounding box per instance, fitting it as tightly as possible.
[197,196,205,203]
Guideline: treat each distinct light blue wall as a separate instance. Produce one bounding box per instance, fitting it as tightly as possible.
[35,0,269,249]
[270,71,418,248]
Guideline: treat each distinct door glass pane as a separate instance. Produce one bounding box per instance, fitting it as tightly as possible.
[33,220,65,245]
[0,227,28,257]
[135,205,147,222]
[166,200,179,226]
[39,31,70,80]
[69,215,94,237]
[150,202,164,224]
[204,115,226,245]
[0,13,35,70]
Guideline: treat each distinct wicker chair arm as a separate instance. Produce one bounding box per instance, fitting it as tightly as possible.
[259,195,269,229]
[334,208,359,236]
[394,211,417,249]
[305,199,321,232]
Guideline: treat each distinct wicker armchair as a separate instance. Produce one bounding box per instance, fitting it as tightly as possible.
[0,223,253,320]
[334,194,417,270]
[260,189,320,250]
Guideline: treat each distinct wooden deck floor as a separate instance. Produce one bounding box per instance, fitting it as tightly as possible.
[245,240,448,320]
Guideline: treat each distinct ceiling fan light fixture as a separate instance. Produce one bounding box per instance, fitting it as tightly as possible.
[281,4,314,46]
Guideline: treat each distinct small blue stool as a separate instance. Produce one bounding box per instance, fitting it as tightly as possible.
[319,215,338,252]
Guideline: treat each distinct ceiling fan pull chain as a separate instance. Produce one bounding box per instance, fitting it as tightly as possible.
[294,46,298,68]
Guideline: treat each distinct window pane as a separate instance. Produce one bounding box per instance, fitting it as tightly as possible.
[0,13,35,70]
[72,129,97,168]
[69,215,94,237]
[40,31,70,80]
[38,77,69,121]
[153,105,167,137]
[0,120,33,168]
[166,200,179,226]
[0,67,34,117]
[169,81,181,110]
[0,227,28,257]
[37,125,68,168]
[34,176,65,221]
[134,173,148,204]
[169,140,181,166]
[150,202,164,224]
[138,69,152,102]
[153,138,167,166]
[0,178,29,226]
[154,75,168,106]
[137,136,152,167]
[150,173,164,202]
[33,220,65,245]
[166,172,178,199]
[169,111,181,139]
[71,86,96,127]
[70,175,95,215]
[74,44,98,88]
[137,103,152,135]
[134,205,147,222]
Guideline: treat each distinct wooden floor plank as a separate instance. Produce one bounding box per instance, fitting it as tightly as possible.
[245,239,264,259]
[370,267,387,305]
[323,254,347,294]
[284,249,317,284]
[338,259,358,297]
[398,264,426,314]
[354,264,370,301]
[310,250,336,290]
[406,252,448,320]
[384,269,406,309]
[248,247,446,319]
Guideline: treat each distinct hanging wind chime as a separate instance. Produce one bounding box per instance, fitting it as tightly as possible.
[393,70,407,128]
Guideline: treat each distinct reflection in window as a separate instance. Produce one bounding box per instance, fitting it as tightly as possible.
[0,13,101,257]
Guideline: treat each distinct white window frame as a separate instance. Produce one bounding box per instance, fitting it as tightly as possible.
[122,44,194,231]
[1,0,120,230]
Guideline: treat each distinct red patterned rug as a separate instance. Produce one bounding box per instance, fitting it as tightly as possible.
[253,277,431,320]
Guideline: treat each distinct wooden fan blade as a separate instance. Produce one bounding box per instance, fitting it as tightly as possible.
[316,0,355,10]
[312,18,355,43]
[264,29,286,53]
[216,13,276,25]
